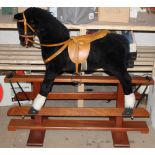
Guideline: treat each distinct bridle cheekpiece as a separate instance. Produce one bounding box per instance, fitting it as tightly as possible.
[17,12,36,47]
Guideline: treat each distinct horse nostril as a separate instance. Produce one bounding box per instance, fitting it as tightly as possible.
[28,42,33,47]
[20,41,26,46]
[20,41,33,47]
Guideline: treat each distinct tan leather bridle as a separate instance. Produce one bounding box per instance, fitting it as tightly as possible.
[17,12,70,64]
[17,13,36,47]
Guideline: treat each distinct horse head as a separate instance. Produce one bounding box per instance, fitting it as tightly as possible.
[14,8,70,48]
[14,11,36,47]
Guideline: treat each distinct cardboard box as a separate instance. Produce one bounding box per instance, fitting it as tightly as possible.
[98,7,130,23]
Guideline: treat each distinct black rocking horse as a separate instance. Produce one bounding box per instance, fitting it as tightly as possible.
[14,7,135,116]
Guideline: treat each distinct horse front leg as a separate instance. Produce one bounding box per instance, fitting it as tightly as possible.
[28,70,57,115]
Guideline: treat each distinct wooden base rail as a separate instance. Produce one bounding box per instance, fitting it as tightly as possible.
[14,92,141,101]
[8,119,149,132]
[7,106,149,147]
[4,74,154,85]
[8,118,149,147]
[8,107,149,117]
[5,74,154,147]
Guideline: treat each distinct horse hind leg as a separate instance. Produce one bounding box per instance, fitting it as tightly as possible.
[109,69,135,116]
[124,90,136,117]
[119,72,135,116]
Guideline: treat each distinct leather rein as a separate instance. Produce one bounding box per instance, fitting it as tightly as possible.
[18,12,71,64]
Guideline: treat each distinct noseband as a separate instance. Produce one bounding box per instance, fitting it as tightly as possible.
[17,13,36,47]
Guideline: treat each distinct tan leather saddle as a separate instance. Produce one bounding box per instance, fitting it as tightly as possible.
[44,30,109,73]
[68,30,109,73]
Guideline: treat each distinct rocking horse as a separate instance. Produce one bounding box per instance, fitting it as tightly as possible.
[14,7,135,116]
[5,7,154,147]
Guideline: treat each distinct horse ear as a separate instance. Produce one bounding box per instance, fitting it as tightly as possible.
[14,13,23,20]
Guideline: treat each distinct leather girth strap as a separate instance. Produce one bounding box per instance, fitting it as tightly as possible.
[68,30,109,73]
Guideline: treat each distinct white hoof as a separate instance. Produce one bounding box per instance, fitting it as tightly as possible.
[32,94,46,111]
[125,93,135,108]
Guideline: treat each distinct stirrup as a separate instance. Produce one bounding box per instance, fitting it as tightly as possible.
[71,72,82,86]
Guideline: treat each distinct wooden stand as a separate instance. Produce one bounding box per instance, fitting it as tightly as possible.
[5,75,153,147]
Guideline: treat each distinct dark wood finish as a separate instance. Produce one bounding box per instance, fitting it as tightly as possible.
[6,74,152,147]
[8,119,149,132]
[15,91,141,100]
[26,82,44,146]
[27,130,46,147]
[4,75,154,85]
[113,83,128,146]
[115,83,124,127]
[16,92,117,100]
[7,106,149,117]
[32,82,41,98]
[112,131,129,147]
[27,116,47,146]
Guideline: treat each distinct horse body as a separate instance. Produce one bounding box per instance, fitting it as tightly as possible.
[14,7,135,116]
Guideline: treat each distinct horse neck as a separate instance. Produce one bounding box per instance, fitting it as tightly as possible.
[35,20,70,45]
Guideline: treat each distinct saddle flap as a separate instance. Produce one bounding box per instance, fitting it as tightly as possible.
[68,39,90,64]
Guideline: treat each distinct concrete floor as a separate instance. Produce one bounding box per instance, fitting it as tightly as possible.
[0,84,155,148]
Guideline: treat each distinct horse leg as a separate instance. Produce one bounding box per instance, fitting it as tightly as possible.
[109,69,135,116]
[28,70,57,115]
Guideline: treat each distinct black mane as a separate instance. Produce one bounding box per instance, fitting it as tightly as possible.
[25,7,70,43]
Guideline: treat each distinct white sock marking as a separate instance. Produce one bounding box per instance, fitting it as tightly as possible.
[32,94,46,111]
[125,93,135,108]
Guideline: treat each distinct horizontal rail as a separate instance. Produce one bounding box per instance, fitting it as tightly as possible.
[4,75,154,84]
[1,14,155,31]
[137,53,155,58]
[7,106,149,117]
[16,92,118,100]
[0,59,43,64]
[0,51,41,55]
[8,119,149,132]
[0,59,154,65]
[0,64,45,70]
[0,45,155,72]
[0,44,39,51]
[0,55,41,59]
[0,64,153,71]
